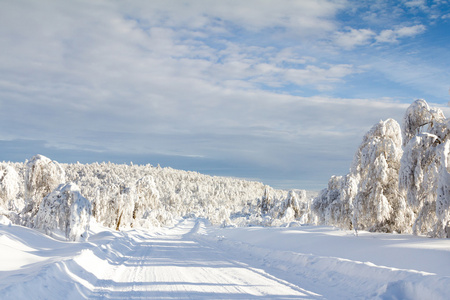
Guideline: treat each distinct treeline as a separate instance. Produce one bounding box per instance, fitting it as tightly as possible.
[0,155,311,241]
[312,99,450,238]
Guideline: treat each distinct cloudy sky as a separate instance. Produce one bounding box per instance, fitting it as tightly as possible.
[1,0,449,190]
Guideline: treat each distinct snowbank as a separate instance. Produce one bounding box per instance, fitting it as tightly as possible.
[195,222,450,299]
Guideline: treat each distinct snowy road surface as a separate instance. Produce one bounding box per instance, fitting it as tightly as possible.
[1,219,449,299]
[86,220,318,299]
[0,219,320,299]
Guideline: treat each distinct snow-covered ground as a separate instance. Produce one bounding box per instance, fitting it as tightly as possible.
[0,219,449,299]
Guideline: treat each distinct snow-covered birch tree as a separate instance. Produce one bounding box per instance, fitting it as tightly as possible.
[402,99,445,147]
[399,133,441,234]
[23,155,66,225]
[436,140,450,237]
[399,100,450,236]
[0,163,21,211]
[351,118,412,233]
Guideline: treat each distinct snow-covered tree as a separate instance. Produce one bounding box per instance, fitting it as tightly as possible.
[35,183,91,241]
[399,133,441,234]
[436,140,450,238]
[351,118,411,233]
[270,190,310,224]
[399,100,450,236]
[259,186,273,215]
[335,174,357,230]
[131,176,161,228]
[311,173,357,230]
[0,163,23,224]
[402,99,445,147]
[22,155,66,224]
[0,163,21,210]
[312,175,343,225]
[283,190,303,219]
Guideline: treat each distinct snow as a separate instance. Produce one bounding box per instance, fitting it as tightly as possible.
[205,225,450,277]
[1,219,449,299]
[0,234,45,271]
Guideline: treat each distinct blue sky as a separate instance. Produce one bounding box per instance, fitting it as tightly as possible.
[1,0,449,190]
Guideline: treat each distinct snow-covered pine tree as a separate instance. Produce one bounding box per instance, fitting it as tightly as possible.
[259,186,273,215]
[284,190,303,219]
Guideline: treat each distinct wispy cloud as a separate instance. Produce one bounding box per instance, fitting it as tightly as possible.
[375,24,426,43]
[334,24,426,49]
[334,28,376,49]
[402,0,427,9]
[118,0,344,34]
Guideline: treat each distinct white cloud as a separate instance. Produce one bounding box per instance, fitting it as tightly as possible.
[271,48,316,66]
[395,24,427,37]
[375,29,398,43]
[283,64,359,89]
[333,24,426,49]
[402,0,427,9]
[118,0,344,35]
[376,24,426,43]
[334,28,376,49]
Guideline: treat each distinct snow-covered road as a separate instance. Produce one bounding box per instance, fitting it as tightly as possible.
[86,220,318,299]
[0,219,321,299]
[1,219,449,299]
